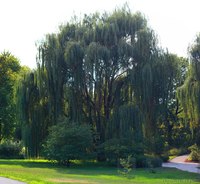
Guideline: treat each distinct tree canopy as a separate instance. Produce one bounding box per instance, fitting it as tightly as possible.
[14,6,195,162]
[0,52,21,140]
[178,34,200,145]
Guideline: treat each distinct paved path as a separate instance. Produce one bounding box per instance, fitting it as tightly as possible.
[0,177,26,184]
[162,155,200,174]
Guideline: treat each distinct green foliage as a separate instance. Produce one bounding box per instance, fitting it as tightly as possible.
[135,155,148,168]
[160,154,169,162]
[177,34,200,147]
[104,104,144,163]
[16,5,188,160]
[102,138,139,164]
[188,144,200,162]
[135,155,162,168]
[0,140,24,159]
[144,134,165,156]
[0,52,21,140]
[17,72,45,158]
[169,121,193,148]
[43,119,93,165]
[168,147,188,156]
[178,35,200,127]
[146,156,163,168]
[118,155,135,178]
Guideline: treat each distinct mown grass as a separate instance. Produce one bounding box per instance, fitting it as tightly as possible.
[0,159,199,184]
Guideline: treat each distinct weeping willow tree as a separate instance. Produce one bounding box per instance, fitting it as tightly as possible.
[17,5,184,158]
[118,105,143,143]
[36,6,150,159]
[17,70,51,158]
[37,34,67,124]
[17,73,39,157]
[128,30,186,153]
[125,29,160,152]
[64,42,85,123]
[178,34,200,145]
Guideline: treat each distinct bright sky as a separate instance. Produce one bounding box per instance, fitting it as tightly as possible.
[0,0,200,68]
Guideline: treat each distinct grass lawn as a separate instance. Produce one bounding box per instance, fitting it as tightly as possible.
[0,159,199,184]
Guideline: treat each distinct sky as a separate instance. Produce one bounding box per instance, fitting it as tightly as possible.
[0,0,200,68]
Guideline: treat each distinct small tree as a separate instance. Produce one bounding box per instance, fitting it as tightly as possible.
[43,119,93,166]
[118,155,135,178]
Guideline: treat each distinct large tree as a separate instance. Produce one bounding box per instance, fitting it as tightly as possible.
[178,34,200,145]
[36,8,151,159]
[18,6,185,158]
[0,52,21,140]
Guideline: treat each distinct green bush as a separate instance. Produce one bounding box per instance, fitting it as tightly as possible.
[160,154,169,162]
[43,119,94,166]
[144,135,165,155]
[102,138,143,165]
[103,138,132,163]
[135,155,162,168]
[147,156,162,168]
[168,147,188,156]
[188,144,200,162]
[135,155,147,168]
[102,139,162,168]
[0,140,24,159]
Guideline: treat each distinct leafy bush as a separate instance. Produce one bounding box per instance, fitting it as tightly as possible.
[0,140,24,159]
[135,155,147,168]
[103,138,132,163]
[188,144,200,162]
[168,147,188,156]
[43,119,93,166]
[160,154,169,162]
[135,155,162,168]
[168,148,179,156]
[102,138,143,165]
[147,156,162,168]
[102,138,162,168]
[145,135,165,155]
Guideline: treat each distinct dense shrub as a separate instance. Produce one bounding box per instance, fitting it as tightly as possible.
[103,138,132,163]
[102,138,162,168]
[168,147,188,156]
[43,119,94,166]
[102,138,143,165]
[135,155,162,168]
[0,140,24,159]
[147,156,163,168]
[135,155,147,168]
[188,144,200,162]
[160,154,169,162]
[145,135,165,155]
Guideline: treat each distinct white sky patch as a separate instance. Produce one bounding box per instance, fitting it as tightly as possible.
[0,0,200,68]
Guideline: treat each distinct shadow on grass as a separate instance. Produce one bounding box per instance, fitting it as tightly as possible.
[0,159,116,174]
[0,159,55,169]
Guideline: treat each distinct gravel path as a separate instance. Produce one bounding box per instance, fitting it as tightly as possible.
[0,177,26,184]
[162,155,200,174]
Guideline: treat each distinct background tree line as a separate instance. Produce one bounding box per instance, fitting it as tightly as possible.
[1,6,199,164]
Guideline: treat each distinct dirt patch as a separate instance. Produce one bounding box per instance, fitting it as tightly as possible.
[49,178,97,184]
